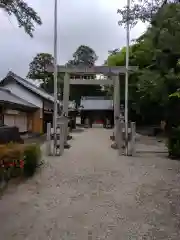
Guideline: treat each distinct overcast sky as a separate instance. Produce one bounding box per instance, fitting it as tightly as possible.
[0,0,146,79]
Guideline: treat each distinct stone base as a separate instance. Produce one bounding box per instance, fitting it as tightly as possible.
[67,135,72,140]
[105,125,112,129]
[111,142,118,149]
[64,142,71,149]
[110,135,115,141]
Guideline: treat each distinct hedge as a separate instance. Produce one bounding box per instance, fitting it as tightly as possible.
[167,126,180,159]
[24,144,41,177]
[0,143,41,187]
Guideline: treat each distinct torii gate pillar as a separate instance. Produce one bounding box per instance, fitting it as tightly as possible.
[46,65,137,152]
[63,72,70,117]
[113,75,120,143]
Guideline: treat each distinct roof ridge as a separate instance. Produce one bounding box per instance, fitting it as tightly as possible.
[8,71,40,89]
[0,87,11,92]
[0,88,36,108]
[6,71,54,102]
[0,86,37,108]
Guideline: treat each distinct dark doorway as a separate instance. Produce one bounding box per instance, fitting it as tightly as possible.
[43,112,53,133]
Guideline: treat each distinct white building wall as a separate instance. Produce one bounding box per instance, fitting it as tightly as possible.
[3,82,43,108]
[80,99,113,110]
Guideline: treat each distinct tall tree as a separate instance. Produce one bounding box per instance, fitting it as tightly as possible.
[0,0,42,37]
[117,0,180,27]
[108,48,120,55]
[67,45,104,104]
[106,3,180,124]
[27,53,54,93]
[67,45,98,67]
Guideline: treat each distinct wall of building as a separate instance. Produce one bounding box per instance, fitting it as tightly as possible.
[3,82,44,133]
[80,99,113,110]
[4,82,43,108]
[32,109,43,134]
[26,110,43,134]
[4,109,28,133]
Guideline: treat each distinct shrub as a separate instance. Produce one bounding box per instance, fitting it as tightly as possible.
[23,144,41,177]
[0,143,41,187]
[167,126,180,159]
[0,144,24,182]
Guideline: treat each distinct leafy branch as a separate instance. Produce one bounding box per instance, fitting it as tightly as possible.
[0,0,42,36]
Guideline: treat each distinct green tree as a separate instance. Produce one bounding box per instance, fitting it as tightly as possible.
[67,45,105,104]
[106,3,180,124]
[117,0,180,27]
[0,0,42,37]
[137,3,180,96]
[108,48,120,55]
[67,45,98,67]
[107,47,129,66]
[27,53,54,93]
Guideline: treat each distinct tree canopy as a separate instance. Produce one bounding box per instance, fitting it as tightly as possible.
[27,53,54,93]
[27,46,105,102]
[0,0,42,36]
[118,0,180,27]
[67,45,98,67]
[107,2,180,124]
[67,45,105,104]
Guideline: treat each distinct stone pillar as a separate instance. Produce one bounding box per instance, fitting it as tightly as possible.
[63,73,70,142]
[117,120,124,155]
[59,122,65,155]
[63,72,70,116]
[113,75,120,145]
[130,122,136,156]
[46,122,51,156]
[84,118,90,128]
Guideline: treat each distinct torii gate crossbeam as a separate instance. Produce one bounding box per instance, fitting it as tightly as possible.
[47,64,137,147]
[56,65,137,145]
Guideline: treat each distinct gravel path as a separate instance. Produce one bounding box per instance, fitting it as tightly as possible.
[1,128,180,239]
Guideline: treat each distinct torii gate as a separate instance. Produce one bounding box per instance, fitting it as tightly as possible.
[55,65,136,144]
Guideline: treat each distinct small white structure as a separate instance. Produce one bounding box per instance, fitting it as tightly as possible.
[80,97,113,111]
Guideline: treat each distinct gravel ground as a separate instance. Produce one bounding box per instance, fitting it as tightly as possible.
[0,128,180,239]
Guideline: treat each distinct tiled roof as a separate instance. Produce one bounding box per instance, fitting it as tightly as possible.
[0,88,37,108]
[2,72,55,102]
